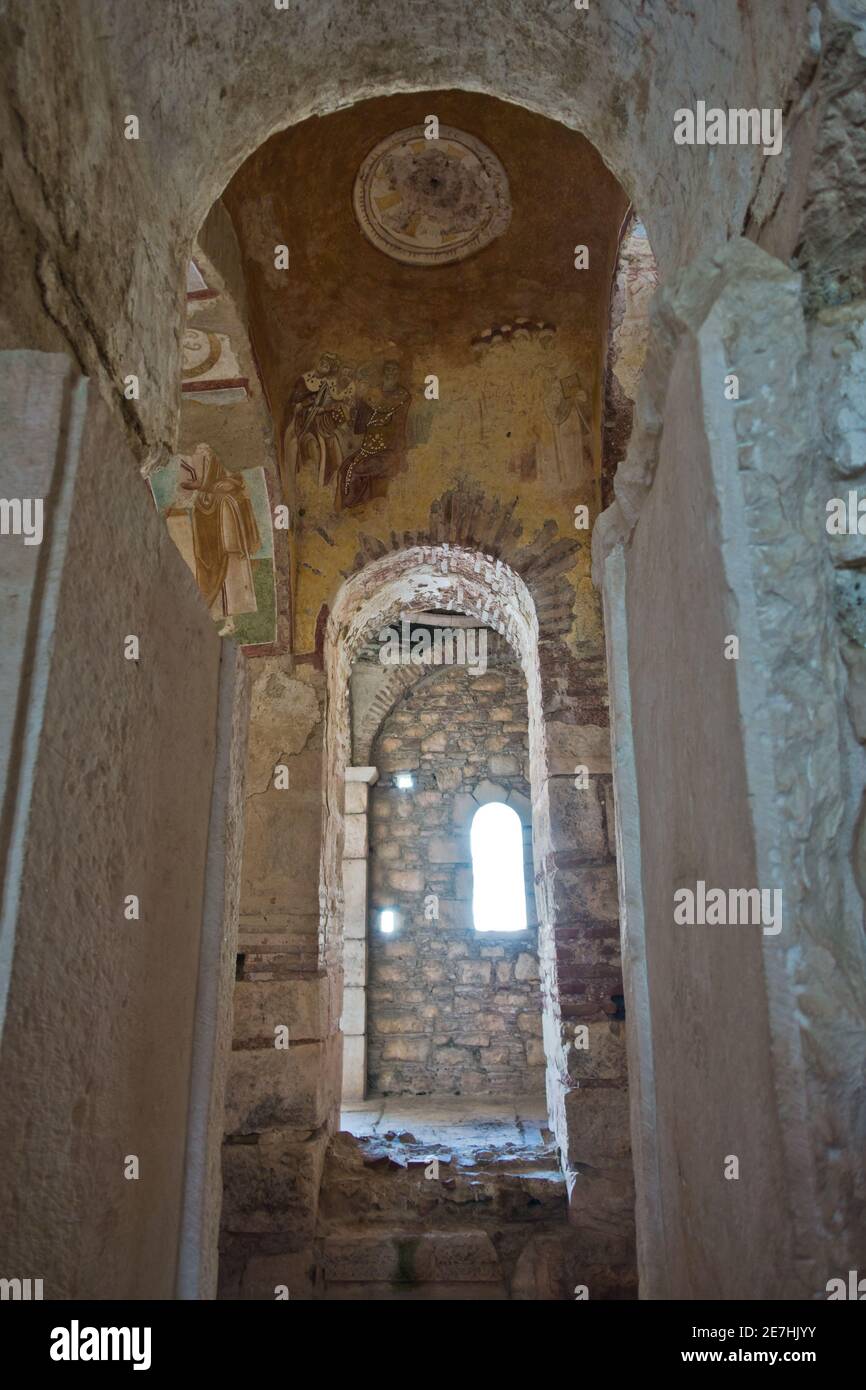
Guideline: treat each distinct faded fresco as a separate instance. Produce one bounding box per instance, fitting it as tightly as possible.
[283,355,411,510]
[151,444,276,645]
[226,91,631,652]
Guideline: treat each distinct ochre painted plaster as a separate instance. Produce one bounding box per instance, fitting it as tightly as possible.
[224,92,628,652]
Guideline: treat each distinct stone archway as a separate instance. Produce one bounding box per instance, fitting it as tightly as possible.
[2,0,866,1304]
[323,543,632,1264]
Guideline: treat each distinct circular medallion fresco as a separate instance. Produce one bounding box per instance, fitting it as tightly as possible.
[181,328,222,379]
[353,126,511,267]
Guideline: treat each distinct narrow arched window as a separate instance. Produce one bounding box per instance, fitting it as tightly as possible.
[470,802,528,933]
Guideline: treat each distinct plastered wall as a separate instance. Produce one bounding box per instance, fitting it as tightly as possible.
[622,346,794,1298]
[0,358,231,1299]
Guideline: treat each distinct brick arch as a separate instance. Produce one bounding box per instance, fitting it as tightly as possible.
[351,662,422,767]
[352,627,523,765]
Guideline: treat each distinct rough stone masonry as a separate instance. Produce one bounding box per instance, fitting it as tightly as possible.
[366,647,546,1097]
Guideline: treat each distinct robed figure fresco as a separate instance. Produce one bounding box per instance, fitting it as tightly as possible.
[283,353,411,510]
[178,443,261,618]
[283,353,357,491]
[335,360,411,510]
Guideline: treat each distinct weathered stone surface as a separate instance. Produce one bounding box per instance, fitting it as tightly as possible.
[222,1127,329,1237]
[473,778,508,804]
[321,1230,500,1285]
[343,813,368,860]
[366,659,544,1096]
[545,723,611,776]
[344,781,369,814]
[341,986,365,1036]
[225,1044,331,1134]
[343,938,366,988]
[233,977,329,1046]
[239,1251,321,1300]
[534,775,607,862]
[561,1087,632,1168]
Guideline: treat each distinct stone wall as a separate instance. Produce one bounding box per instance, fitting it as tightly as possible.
[0,358,234,1299]
[366,652,545,1097]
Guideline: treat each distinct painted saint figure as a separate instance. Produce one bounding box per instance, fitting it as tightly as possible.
[283,353,356,492]
[335,360,411,510]
[535,337,591,487]
[177,443,261,620]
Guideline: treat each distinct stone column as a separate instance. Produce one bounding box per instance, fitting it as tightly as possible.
[341,765,378,1102]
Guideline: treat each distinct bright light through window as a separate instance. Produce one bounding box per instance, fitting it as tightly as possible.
[380,909,396,934]
[470,802,528,933]
[395,773,414,789]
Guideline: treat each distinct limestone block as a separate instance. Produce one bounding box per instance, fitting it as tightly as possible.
[342,1034,366,1100]
[378,749,420,773]
[373,961,409,983]
[565,1019,627,1080]
[341,985,365,1036]
[469,672,506,693]
[225,1043,334,1135]
[343,938,366,987]
[472,1012,507,1032]
[376,840,401,861]
[343,858,368,938]
[239,1250,321,1300]
[321,1233,502,1287]
[321,1234,400,1282]
[540,859,619,924]
[507,788,531,821]
[517,1010,543,1036]
[434,765,462,792]
[566,1164,636,1263]
[344,781,368,814]
[421,731,448,753]
[388,867,424,892]
[416,790,443,808]
[232,976,329,1046]
[515,952,540,981]
[382,1037,431,1061]
[372,1012,428,1034]
[510,1235,571,1300]
[473,778,507,804]
[562,1085,632,1167]
[488,753,520,776]
[534,775,607,861]
[428,835,468,863]
[343,813,368,859]
[457,959,491,985]
[345,766,379,784]
[412,1231,501,1283]
[546,721,612,776]
[222,1127,329,1237]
